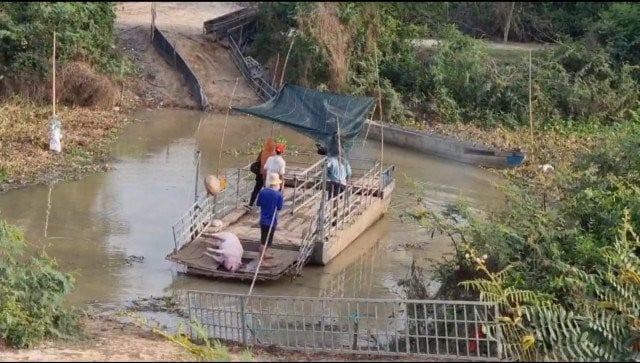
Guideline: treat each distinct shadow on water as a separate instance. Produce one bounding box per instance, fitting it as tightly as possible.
[0,109,504,307]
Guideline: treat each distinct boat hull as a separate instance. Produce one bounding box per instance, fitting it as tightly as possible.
[310,180,395,265]
[364,121,525,169]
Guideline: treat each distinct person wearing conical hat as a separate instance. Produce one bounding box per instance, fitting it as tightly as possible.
[256,173,284,267]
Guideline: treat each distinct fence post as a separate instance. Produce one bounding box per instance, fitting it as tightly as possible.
[494,303,503,359]
[173,41,177,67]
[318,160,327,243]
[240,296,248,345]
[150,3,156,42]
[194,150,201,203]
[212,194,218,224]
[187,291,193,339]
[172,225,178,253]
[291,175,297,214]
[236,168,241,209]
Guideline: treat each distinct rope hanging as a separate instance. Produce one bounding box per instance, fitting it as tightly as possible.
[216,77,240,178]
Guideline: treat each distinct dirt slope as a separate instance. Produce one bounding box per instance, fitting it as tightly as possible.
[116,2,260,111]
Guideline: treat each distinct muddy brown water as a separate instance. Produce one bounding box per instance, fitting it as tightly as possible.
[0,109,503,307]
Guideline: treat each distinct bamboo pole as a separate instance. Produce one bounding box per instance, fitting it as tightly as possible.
[52,32,56,116]
[271,53,280,88]
[528,49,534,162]
[269,54,281,137]
[374,42,384,173]
[270,52,284,138]
[216,78,240,177]
[247,205,278,296]
[361,102,378,149]
[278,35,296,89]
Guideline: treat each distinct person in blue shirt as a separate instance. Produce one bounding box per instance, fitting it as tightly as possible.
[256,173,284,267]
[326,154,351,200]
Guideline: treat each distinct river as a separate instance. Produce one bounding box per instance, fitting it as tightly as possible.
[0,109,503,307]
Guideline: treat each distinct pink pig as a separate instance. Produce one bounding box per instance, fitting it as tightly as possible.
[204,231,244,272]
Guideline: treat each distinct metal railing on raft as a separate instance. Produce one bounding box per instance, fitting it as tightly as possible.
[171,160,396,255]
[290,157,327,215]
[185,291,504,360]
[321,161,395,240]
[171,163,254,252]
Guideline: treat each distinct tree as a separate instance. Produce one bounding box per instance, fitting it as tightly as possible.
[503,2,516,43]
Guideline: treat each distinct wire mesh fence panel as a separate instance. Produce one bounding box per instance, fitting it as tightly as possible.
[151,26,209,110]
[187,291,504,360]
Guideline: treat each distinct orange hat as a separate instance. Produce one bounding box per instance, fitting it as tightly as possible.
[275,144,286,153]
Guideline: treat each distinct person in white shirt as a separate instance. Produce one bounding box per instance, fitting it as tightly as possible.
[263,144,286,191]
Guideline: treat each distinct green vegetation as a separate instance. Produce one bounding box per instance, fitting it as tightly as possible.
[0,2,132,81]
[249,2,640,128]
[0,3,136,190]
[0,220,80,348]
[403,117,640,360]
[127,312,253,362]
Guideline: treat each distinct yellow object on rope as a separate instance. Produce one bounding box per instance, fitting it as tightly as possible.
[204,175,227,196]
[219,176,227,190]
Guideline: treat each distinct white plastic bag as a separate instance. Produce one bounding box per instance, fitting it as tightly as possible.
[49,115,62,153]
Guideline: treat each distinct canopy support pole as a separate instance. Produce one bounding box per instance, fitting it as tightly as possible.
[217,78,240,177]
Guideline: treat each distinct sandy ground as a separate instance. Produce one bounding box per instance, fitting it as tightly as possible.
[0,314,425,362]
[115,2,260,111]
[0,316,193,362]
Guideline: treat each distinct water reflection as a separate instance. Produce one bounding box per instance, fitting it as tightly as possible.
[0,109,503,306]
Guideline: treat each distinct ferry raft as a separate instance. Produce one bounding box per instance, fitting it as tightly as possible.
[167,157,395,281]
[167,83,394,282]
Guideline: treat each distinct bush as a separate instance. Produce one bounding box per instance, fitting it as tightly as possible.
[424,26,640,127]
[250,3,640,129]
[596,3,640,66]
[0,220,80,348]
[403,116,640,360]
[0,2,133,98]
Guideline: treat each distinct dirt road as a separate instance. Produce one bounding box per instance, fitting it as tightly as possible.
[115,2,260,111]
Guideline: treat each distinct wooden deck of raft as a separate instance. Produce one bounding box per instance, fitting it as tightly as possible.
[167,167,382,281]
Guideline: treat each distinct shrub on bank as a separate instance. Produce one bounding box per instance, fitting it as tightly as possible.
[427,26,640,127]
[0,220,80,348]
[402,110,640,360]
[0,2,133,104]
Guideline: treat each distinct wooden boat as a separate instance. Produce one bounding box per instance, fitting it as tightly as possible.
[167,157,395,282]
[364,120,526,169]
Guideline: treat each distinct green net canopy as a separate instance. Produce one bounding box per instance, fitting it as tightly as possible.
[233,84,375,155]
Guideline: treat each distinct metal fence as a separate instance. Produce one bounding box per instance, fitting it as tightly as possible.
[151,25,209,110]
[203,7,257,40]
[227,31,277,101]
[186,291,504,361]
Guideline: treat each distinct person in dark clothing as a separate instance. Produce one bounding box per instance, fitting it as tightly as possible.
[248,151,264,207]
[256,173,284,267]
[248,138,276,208]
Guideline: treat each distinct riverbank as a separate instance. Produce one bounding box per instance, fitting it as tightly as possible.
[0,313,430,362]
[0,2,608,360]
